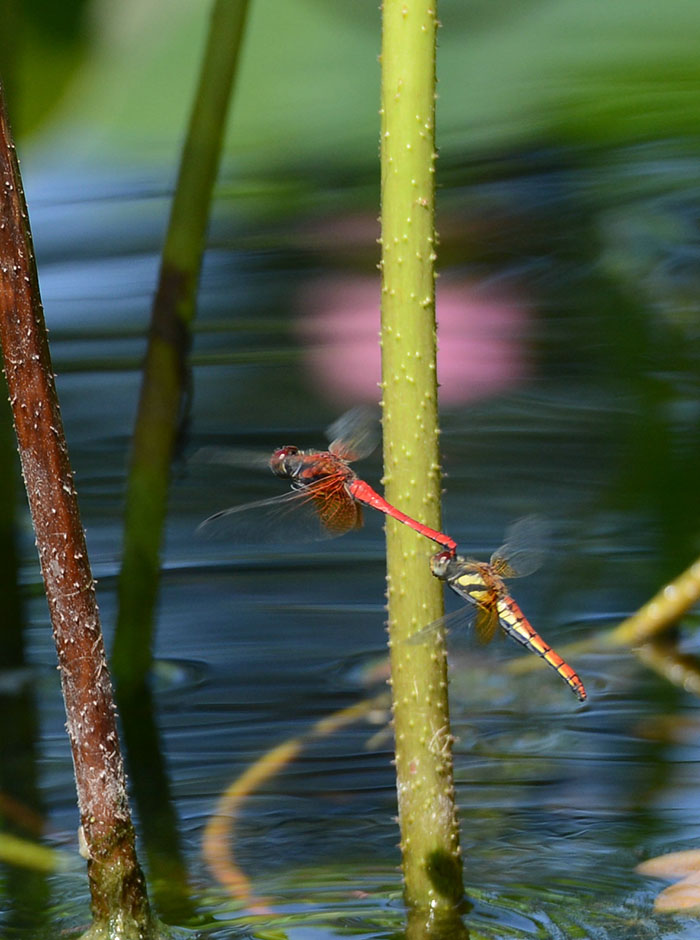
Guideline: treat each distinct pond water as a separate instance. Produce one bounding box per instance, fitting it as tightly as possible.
[4,142,700,940]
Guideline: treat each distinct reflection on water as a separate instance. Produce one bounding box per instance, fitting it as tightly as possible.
[4,142,700,937]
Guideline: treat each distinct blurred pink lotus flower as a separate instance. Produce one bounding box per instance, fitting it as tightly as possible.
[296,274,531,406]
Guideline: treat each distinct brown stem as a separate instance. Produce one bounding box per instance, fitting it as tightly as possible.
[0,86,158,935]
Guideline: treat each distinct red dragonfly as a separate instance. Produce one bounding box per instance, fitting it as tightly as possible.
[427,517,586,702]
[198,408,457,554]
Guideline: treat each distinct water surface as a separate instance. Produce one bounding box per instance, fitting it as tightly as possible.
[4,142,700,939]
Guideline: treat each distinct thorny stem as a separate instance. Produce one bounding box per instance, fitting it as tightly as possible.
[0,87,159,936]
[380,0,464,917]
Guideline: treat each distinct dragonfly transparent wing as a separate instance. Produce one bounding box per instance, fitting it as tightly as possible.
[191,446,273,471]
[197,475,362,545]
[408,603,479,646]
[326,405,380,462]
[489,515,548,579]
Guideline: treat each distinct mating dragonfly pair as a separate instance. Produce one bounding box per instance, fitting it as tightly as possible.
[200,411,586,703]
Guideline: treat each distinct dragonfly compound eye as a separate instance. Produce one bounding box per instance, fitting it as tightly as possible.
[270,445,301,478]
[430,551,454,579]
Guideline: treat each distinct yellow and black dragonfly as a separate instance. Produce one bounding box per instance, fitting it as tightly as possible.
[429,517,587,702]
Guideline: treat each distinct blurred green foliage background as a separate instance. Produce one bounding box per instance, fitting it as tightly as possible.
[8,0,700,166]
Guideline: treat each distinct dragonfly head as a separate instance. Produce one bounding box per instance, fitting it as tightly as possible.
[430,550,457,580]
[270,445,303,479]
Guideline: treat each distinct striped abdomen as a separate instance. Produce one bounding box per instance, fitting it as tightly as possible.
[496,595,587,702]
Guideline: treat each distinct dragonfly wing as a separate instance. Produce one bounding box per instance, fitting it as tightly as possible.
[312,477,363,534]
[191,446,272,471]
[490,515,548,578]
[197,478,355,544]
[327,406,380,461]
[474,603,500,645]
[407,604,477,646]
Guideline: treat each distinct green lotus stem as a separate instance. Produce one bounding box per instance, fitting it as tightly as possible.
[380,0,463,914]
[113,0,250,689]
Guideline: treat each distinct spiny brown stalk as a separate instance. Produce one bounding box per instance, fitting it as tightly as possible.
[0,85,160,937]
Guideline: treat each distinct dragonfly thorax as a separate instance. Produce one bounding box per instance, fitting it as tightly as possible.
[432,553,503,602]
[270,446,355,488]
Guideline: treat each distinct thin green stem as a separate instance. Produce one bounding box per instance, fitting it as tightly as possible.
[113,0,250,689]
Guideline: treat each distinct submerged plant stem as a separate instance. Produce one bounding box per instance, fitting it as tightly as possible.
[114,0,250,689]
[202,694,390,911]
[380,0,464,916]
[507,552,700,687]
